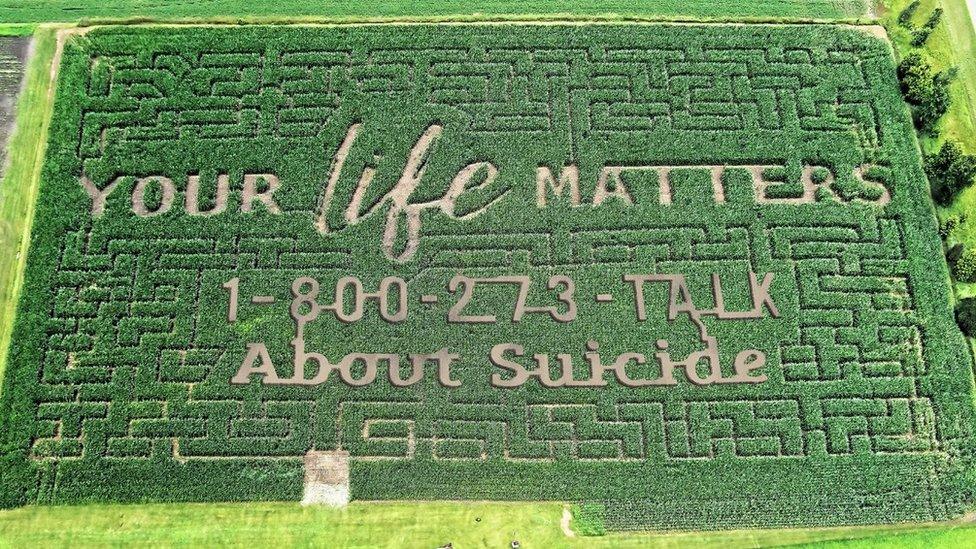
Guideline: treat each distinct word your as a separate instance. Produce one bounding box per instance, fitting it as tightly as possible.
[79,173,282,217]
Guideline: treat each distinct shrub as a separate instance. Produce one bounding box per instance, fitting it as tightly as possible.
[940,217,960,240]
[956,298,976,337]
[954,246,976,283]
[899,1,921,28]
[898,54,954,134]
[911,8,944,47]
[947,242,964,264]
[926,141,976,205]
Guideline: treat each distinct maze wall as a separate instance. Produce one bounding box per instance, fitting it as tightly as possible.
[1,24,973,529]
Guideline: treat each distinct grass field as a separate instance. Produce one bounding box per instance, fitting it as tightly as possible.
[0,1,870,24]
[0,20,970,534]
[2,501,976,548]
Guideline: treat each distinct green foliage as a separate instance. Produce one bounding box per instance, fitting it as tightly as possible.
[956,298,976,337]
[0,24,970,532]
[940,214,963,240]
[910,8,943,47]
[0,25,36,37]
[898,1,921,28]
[926,141,976,205]
[897,53,953,133]
[572,503,608,536]
[947,242,963,263]
[935,66,960,88]
[2,501,972,548]
[880,0,976,305]
[898,53,930,102]
[953,246,976,283]
[0,28,58,394]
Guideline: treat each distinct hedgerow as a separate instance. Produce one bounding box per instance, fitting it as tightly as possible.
[0,23,972,531]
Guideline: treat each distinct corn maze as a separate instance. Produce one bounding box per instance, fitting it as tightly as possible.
[0,23,973,529]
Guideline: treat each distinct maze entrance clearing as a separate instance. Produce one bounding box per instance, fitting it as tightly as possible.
[0,23,973,530]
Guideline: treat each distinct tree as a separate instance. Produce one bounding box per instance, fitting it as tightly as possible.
[940,216,960,240]
[898,53,928,97]
[898,54,954,134]
[926,141,976,205]
[956,298,976,337]
[899,1,921,28]
[914,76,952,134]
[952,246,976,282]
[911,8,944,47]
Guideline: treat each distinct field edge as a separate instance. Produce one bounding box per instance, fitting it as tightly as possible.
[0,26,61,397]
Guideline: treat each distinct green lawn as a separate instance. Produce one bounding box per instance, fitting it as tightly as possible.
[0,25,57,391]
[0,501,974,548]
[0,0,868,24]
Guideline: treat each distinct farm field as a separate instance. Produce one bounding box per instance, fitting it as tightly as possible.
[0,19,972,536]
[0,1,870,24]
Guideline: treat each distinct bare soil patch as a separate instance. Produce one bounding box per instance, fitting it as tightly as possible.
[0,37,31,180]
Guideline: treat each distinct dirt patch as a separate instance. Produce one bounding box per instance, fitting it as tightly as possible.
[561,506,576,537]
[0,36,32,180]
[854,24,889,41]
[50,27,93,94]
